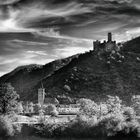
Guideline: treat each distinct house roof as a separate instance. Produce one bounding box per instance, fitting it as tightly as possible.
[44,97,59,104]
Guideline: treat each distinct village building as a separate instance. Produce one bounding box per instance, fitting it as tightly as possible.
[37,87,80,115]
[38,87,59,107]
[44,97,59,105]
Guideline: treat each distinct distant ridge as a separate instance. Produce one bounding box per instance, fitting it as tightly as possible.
[0,54,79,100]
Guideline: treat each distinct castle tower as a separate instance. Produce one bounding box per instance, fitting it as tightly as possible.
[108,32,112,42]
[38,88,45,107]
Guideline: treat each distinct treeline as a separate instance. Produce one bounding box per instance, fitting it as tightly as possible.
[32,96,140,138]
[0,83,140,138]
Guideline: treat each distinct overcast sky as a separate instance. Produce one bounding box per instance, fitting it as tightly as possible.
[0,0,140,76]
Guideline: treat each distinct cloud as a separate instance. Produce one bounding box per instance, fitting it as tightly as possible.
[33,28,61,38]
[27,51,48,56]
[55,46,90,58]
[125,27,140,38]
[0,0,21,5]
[15,1,92,29]
[10,39,48,46]
[0,32,92,76]
[0,0,139,36]
[0,56,18,65]
[0,0,139,39]
[0,1,92,32]
[105,0,133,3]
[0,6,35,32]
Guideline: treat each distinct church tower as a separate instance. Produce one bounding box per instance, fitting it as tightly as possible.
[38,88,45,107]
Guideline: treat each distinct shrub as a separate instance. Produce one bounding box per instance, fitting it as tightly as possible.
[77,98,100,117]
[97,113,125,136]
[0,116,15,137]
[50,109,59,117]
[131,95,140,116]
[34,104,41,114]
[0,115,22,137]
[123,107,136,121]
[106,95,122,113]
[122,119,140,137]
[97,111,140,137]
[15,102,24,114]
[45,104,58,116]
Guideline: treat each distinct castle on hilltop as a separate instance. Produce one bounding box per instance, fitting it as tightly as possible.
[93,33,120,53]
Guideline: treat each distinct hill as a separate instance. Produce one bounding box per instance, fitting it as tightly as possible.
[122,36,140,53]
[0,55,78,100]
[0,37,140,104]
[31,50,140,104]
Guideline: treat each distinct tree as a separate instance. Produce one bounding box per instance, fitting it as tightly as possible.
[16,102,23,114]
[131,95,140,116]
[77,98,100,117]
[45,104,58,116]
[0,115,14,136]
[0,83,19,114]
[106,95,122,114]
[34,104,41,114]
[123,107,136,121]
[28,102,34,114]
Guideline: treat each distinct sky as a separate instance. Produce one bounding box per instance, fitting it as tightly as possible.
[0,0,140,76]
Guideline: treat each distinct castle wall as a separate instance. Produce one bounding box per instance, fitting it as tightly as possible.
[105,42,116,52]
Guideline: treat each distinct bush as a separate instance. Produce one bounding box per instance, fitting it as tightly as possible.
[123,119,140,137]
[50,109,59,117]
[97,113,125,136]
[106,95,122,113]
[34,104,41,114]
[0,116,14,137]
[45,104,58,116]
[131,95,140,116]
[0,115,22,137]
[123,107,136,121]
[97,111,140,137]
[77,98,100,117]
